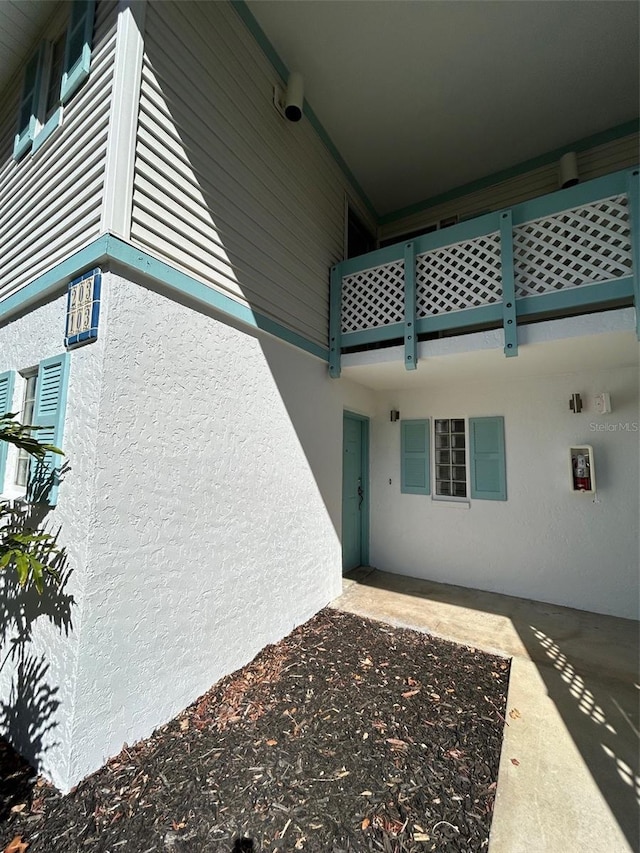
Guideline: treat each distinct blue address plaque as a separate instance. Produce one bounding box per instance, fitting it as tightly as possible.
[65,268,102,349]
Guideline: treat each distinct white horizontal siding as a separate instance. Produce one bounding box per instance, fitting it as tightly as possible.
[0,0,118,303]
[579,133,639,181]
[130,0,362,349]
[381,132,639,243]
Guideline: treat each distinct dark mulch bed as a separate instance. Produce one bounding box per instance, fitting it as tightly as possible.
[1,609,510,853]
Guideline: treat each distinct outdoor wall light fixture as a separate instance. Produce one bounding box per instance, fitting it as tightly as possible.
[569,393,583,413]
[390,409,400,422]
[273,72,304,122]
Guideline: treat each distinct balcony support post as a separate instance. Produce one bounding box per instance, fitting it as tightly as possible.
[627,168,640,340]
[499,210,518,357]
[329,263,342,378]
[404,241,417,370]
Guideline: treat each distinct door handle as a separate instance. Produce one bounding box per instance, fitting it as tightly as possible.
[358,483,364,509]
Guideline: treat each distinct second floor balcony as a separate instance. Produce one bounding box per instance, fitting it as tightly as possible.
[329,167,639,377]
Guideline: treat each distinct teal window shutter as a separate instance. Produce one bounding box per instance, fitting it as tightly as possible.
[0,371,16,489]
[470,416,506,501]
[401,419,430,495]
[13,46,44,159]
[29,354,71,506]
[60,0,95,103]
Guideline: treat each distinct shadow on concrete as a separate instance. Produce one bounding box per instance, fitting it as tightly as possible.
[525,622,639,848]
[341,567,639,851]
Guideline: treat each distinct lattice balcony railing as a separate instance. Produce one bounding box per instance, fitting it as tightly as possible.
[512,195,631,296]
[329,167,639,376]
[415,232,502,317]
[342,259,405,332]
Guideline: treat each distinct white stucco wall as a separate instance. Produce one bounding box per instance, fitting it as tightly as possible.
[66,271,375,787]
[369,363,640,620]
[4,270,635,793]
[0,290,109,789]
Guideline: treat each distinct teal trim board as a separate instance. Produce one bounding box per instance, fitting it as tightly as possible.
[403,241,417,369]
[341,302,501,348]
[230,1,377,220]
[416,304,502,335]
[0,235,111,318]
[515,277,634,317]
[106,238,328,361]
[499,211,518,357]
[510,169,631,226]
[329,264,342,377]
[380,120,640,225]
[339,243,405,277]
[31,106,63,154]
[340,323,405,349]
[627,169,640,339]
[412,211,502,255]
[0,235,328,364]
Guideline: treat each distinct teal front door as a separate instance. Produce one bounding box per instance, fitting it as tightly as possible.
[342,412,369,572]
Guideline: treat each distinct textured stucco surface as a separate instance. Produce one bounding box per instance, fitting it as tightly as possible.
[4,270,635,793]
[0,290,109,790]
[65,272,375,787]
[0,272,375,791]
[369,363,640,620]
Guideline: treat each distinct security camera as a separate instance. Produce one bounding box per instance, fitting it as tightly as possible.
[284,72,303,121]
[273,72,304,122]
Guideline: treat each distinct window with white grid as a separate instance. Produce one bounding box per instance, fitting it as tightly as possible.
[434,418,467,498]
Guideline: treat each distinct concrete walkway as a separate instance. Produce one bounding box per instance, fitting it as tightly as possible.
[331,568,639,853]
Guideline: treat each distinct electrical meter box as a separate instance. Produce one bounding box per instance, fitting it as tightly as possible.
[570,445,595,493]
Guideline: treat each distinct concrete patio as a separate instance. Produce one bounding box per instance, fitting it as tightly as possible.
[331,567,639,853]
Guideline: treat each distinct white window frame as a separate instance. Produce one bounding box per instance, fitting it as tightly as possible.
[14,369,39,489]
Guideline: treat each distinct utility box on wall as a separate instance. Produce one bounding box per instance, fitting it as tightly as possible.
[570,445,595,493]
